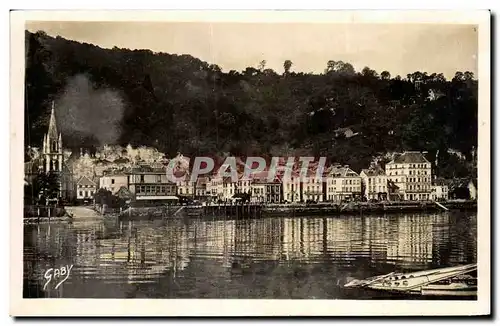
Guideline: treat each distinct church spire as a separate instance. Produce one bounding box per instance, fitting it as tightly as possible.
[47,101,58,141]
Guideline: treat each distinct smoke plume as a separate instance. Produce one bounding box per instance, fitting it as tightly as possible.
[55,74,125,147]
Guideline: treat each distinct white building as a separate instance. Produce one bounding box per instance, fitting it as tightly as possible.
[385,151,432,201]
[431,185,449,201]
[325,165,362,202]
[99,172,128,194]
[76,175,97,200]
[282,174,301,203]
[360,167,388,200]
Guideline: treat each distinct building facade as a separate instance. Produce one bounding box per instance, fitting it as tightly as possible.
[360,167,388,201]
[76,175,97,201]
[385,151,432,201]
[325,165,362,202]
[99,173,128,194]
[127,166,177,203]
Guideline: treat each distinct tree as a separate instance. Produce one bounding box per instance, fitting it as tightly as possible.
[32,171,60,204]
[283,60,293,75]
[380,71,391,80]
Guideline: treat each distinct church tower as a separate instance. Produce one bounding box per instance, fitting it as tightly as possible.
[42,102,64,196]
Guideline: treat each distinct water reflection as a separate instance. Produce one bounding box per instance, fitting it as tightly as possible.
[23,211,477,299]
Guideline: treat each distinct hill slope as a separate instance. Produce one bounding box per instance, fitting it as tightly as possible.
[24,30,477,176]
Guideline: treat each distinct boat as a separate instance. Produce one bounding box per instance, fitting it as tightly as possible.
[344,264,477,297]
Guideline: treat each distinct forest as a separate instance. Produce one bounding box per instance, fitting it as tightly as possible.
[25,30,478,177]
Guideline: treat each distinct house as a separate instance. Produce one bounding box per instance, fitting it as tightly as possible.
[126,165,177,205]
[282,173,301,203]
[250,171,282,203]
[99,172,128,194]
[325,165,362,202]
[385,151,432,201]
[431,178,449,201]
[195,176,209,199]
[360,166,388,201]
[76,175,97,202]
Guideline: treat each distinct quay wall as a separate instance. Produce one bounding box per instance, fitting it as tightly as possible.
[115,200,476,220]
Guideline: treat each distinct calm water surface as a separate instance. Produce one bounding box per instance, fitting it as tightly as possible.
[23,211,477,299]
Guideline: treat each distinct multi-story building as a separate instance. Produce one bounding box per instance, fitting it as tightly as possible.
[360,167,388,201]
[126,165,177,205]
[99,172,128,194]
[325,165,362,202]
[385,151,432,201]
[282,173,301,203]
[301,174,324,202]
[176,175,195,197]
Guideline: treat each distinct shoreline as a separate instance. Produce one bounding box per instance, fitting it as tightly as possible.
[115,200,476,220]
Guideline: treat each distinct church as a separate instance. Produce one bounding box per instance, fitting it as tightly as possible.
[24,102,76,202]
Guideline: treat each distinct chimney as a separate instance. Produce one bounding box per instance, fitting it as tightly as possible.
[80,148,83,157]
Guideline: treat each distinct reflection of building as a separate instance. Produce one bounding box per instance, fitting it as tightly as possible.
[386,214,433,267]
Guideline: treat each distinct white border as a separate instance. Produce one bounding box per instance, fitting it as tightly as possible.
[9,10,491,317]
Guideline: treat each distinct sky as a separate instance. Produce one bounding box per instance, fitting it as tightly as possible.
[26,21,478,79]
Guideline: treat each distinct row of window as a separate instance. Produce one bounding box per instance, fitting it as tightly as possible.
[78,190,94,197]
[136,185,175,195]
[407,184,430,191]
[367,177,385,184]
[387,163,430,169]
[78,184,94,188]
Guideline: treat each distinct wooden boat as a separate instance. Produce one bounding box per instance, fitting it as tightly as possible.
[344,264,477,296]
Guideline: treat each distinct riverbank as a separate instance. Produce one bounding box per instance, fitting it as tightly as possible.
[115,200,476,220]
[262,200,476,216]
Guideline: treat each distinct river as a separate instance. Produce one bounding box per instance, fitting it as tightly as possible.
[23,211,477,299]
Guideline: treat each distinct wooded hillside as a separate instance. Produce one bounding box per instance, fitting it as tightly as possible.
[25,30,477,177]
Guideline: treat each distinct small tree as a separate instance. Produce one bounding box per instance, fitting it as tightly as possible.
[32,171,60,205]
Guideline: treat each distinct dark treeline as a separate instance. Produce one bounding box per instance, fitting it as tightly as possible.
[25,30,477,177]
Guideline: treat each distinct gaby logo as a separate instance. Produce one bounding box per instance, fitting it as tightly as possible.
[43,264,74,291]
[165,156,329,183]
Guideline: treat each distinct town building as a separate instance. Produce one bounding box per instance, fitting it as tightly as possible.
[39,102,75,200]
[385,151,432,201]
[99,172,128,195]
[301,174,324,202]
[431,178,449,201]
[126,165,177,205]
[360,166,388,201]
[325,165,362,202]
[282,174,301,203]
[76,175,97,202]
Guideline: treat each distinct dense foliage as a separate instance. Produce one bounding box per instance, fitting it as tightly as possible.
[25,31,477,177]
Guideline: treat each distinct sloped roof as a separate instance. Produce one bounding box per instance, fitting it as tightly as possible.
[328,165,359,178]
[389,151,430,164]
[77,175,96,186]
[361,168,386,177]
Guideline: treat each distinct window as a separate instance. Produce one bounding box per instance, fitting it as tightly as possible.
[140,175,145,183]
[111,179,115,184]
[79,191,83,197]
[85,191,88,197]
[157,175,161,183]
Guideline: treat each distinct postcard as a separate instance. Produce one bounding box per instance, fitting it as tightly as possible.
[10,10,490,316]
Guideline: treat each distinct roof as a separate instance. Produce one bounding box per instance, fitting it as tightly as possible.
[128,165,165,174]
[47,102,59,141]
[328,165,359,178]
[113,157,130,164]
[389,151,430,164]
[77,175,96,186]
[361,168,386,177]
